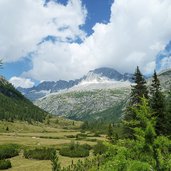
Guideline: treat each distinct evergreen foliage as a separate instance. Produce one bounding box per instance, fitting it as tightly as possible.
[97,98,171,171]
[165,86,171,135]
[123,66,148,138]
[130,66,148,105]
[51,150,61,171]
[150,70,165,135]
[0,78,47,122]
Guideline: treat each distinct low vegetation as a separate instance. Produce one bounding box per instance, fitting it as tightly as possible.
[0,160,12,170]
[0,144,19,160]
[93,141,107,156]
[24,147,56,160]
[59,142,90,158]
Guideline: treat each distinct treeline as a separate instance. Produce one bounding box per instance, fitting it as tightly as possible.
[0,78,47,122]
[123,67,171,137]
[97,67,171,170]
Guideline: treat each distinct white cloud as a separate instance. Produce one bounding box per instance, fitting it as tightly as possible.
[0,0,87,62]
[1,0,171,81]
[9,76,35,88]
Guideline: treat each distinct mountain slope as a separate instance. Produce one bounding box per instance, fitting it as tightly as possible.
[147,69,171,90]
[0,76,47,122]
[33,67,133,122]
[35,84,131,121]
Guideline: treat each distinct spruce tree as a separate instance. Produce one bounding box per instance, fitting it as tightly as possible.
[150,70,165,135]
[165,87,171,135]
[123,66,148,138]
[130,66,148,105]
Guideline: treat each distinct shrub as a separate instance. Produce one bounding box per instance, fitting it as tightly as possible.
[0,144,19,160]
[93,141,107,156]
[66,135,75,138]
[59,142,89,157]
[0,160,12,170]
[24,147,55,160]
[81,144,92,150]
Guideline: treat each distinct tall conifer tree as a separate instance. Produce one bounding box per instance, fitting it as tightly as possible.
[165,87,171,135]
[123,66,148,138]
[150,70,165,135]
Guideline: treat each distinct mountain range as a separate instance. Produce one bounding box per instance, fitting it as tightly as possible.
[18,67,133,101]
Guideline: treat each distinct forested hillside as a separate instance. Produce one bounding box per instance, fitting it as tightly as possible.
[0,76,47,122]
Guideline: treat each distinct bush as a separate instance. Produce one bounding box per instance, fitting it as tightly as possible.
[24,147,55,160]
[0,160,12,170]
[93,141,107,156]
[81,144,92,150]
[59,142,89,157]
[0,144,19,160]
[66,135,75,138]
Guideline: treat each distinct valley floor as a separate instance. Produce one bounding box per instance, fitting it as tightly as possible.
[0,120,106,170]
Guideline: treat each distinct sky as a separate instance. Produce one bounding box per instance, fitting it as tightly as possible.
[0,0,171,88]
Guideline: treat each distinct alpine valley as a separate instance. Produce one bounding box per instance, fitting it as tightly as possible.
[18,67,171,122]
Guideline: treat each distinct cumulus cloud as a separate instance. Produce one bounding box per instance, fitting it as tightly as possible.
[0,0,87,62]
[1,0,171,81]
[9,76,35,88]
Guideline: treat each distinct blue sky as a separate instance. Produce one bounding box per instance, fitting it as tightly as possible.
[0,0,171,88]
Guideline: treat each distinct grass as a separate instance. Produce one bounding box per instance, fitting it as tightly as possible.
[0,118,106,170]
[8,153,91,171]
[9,155,51,171]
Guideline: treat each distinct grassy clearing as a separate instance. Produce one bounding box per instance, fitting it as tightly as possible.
[8,153,92,171]
[9,155,51,171]
[0,119,106,170]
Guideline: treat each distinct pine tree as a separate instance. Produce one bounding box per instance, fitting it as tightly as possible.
[150,70,165,135]
[165,87,171,135]
[130,66,148,105]
[123,66,148,138]
[132,98,161,171]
